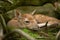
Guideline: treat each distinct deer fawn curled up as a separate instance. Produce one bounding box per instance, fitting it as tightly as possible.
[7,9,60,30]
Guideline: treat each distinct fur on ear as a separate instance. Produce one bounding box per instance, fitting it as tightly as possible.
[31,9,36,15]
[14,9,22,18]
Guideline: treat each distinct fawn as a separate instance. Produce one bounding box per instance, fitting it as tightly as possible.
[7,9,60,30]
[7,9,39,30]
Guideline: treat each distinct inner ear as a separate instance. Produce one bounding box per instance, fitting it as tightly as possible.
[15,9,22,18]
[16,10,20,17]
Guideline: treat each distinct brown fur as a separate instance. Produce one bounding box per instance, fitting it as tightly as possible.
[7,13,38,30]
[34,14,60,27]
[7,9,60,30]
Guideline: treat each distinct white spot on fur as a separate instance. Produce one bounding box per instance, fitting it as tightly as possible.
[37,22,52,28]
[37,23,46,27]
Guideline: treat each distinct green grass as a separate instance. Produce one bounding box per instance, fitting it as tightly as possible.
[22,29,39,38]
[22,28,56,40]
[7,26,59,40]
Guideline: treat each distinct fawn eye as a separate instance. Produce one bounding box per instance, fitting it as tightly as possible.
[25,21,30,23]
[24,18,30,24]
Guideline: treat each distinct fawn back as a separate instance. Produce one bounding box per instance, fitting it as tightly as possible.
[34,14,60,28]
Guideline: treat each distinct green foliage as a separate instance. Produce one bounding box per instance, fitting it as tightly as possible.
[22,29,39,38]
[3,28,57,40]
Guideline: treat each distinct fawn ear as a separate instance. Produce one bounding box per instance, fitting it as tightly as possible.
[31,9,36,15]
[15,9,22,18]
